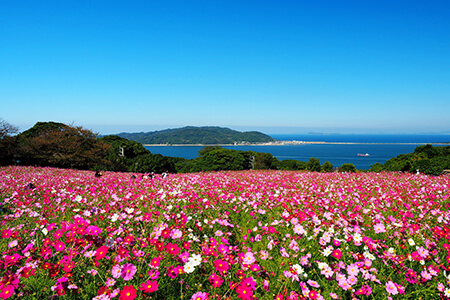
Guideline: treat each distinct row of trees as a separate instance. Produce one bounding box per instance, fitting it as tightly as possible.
[0,119,359,174]
[369,144,450,175]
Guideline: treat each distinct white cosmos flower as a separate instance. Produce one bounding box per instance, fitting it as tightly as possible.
[408,238,415,246]
[184,262,196,273]
[292,264,304,275]
[322,246,333,257]
[189,254,202,266]
[445,288,450,297]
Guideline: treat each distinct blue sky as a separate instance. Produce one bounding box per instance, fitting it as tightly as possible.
[1,0,449,135]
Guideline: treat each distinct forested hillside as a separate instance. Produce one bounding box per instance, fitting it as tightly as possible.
[117,126,276,144]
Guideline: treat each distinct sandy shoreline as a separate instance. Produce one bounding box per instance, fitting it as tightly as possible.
[144,141,449,146]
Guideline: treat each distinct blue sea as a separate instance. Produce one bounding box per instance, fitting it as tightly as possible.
[144,134,449,170]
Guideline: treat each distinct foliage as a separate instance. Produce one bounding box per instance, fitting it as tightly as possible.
[16,122,111,170]
[369,162,384,173]
[279,159,308,171]
[252,151,280,170]
[307,157,321,172]
[374,144,450,175]
[117,126,277,145]
[99,135,181,173]
[338,163,357,173]
[0,118,19,166]
[321,161,333,172]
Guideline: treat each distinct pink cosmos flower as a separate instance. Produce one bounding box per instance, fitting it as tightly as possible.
[338,279,351,291]
[236,284,253,300]
[7,240,18,248]
[170,229,182,239]
[209,272,223,288]
[178,251,189,264]
[148,269,159,280]
[332,249,342,260]
[166,243,180,256]
[121,263,137,281]
[260,250,269,260]
[191,291,209,300]
[139,280,158,293]
[386,281,398,295]
[0,285,15,299]
[111,265,122,279]
[54,241,65,252]
[346,264,359,276]
[374,223,386,233]
[242,252,256,265]
[166,266,179,279]
[106,278,116,287]
[307,280,320,288]
[214,259,229,273]
[347,275,358,286]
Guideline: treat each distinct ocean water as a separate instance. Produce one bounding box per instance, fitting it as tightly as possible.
[144,134,449,170]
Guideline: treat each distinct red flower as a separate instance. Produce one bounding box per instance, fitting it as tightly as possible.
[119,285,137,300]
[95,246,109,260]
[275,294,284,300]
[309,290,318,299]
[332,249,342,260]
[166,243,180,256]
[20,267,35,278]
[124,236,134,245]
[139,280,158,293]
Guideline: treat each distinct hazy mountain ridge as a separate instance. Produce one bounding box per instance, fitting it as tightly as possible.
[116,126,277,145]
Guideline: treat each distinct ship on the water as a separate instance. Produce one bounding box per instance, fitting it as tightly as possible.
[357,153,370,157]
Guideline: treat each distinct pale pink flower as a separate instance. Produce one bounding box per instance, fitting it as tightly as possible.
[242,252,256,265]
[386,281,398,295]
[170,229,182,239]
[374,223,386,233]
[111,264,121,279]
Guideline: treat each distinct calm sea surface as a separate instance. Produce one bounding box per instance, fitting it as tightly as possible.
[144,134,449,170]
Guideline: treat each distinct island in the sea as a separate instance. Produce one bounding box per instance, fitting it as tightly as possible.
[116,126,279,145]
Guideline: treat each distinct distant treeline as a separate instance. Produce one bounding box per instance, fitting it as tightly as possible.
[368,144,450,175]
[1,120,449,175]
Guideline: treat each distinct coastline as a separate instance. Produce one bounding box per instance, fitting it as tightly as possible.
[143,141,449,147]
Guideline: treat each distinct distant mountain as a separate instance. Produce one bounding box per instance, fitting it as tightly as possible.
[116,126,277,145]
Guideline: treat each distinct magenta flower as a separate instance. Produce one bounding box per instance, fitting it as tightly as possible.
[214,259,229,273]
[191,291,209,300]
[209,272,223,288]
[121,263,137,281]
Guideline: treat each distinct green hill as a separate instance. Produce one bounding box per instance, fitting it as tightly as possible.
[116,126,277,145]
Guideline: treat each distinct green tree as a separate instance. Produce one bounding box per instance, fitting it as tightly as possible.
[253,152,280,170]
[321,161,333,172]
[307,157,321,172]
[279,159,308,170]
[338,163,357,173]
[369,162,384,173]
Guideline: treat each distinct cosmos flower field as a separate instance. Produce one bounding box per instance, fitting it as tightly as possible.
[1,166,450,300]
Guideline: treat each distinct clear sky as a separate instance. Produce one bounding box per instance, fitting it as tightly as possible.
[1,0,449,135]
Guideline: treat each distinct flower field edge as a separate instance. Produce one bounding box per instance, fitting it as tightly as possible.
[0,165,450,300]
